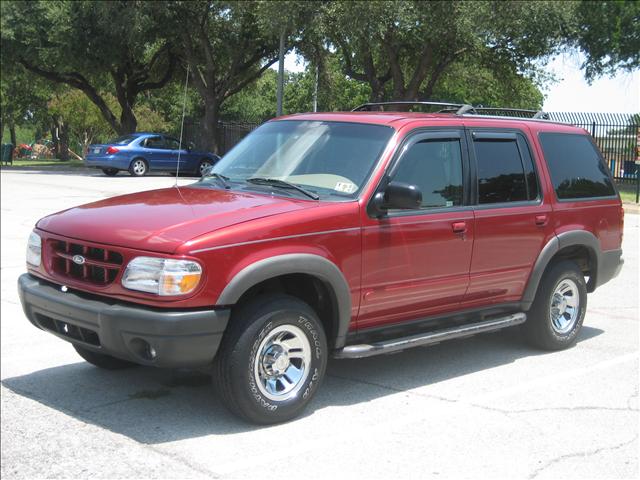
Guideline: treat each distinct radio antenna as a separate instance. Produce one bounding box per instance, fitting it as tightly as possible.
[174,64,190,187]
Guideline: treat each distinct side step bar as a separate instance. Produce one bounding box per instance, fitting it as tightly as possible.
[334,313,527,359]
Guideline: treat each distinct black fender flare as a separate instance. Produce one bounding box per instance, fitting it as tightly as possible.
[522,231,601,309]
[216,254,352,348]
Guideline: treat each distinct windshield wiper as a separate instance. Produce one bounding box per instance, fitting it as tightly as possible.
[204,172,231,189]
[246,177,320,200]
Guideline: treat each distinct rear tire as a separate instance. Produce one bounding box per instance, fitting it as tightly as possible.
[73,345,138,370]
[522,260,587,351]
[128,158,148,176]
[101,168,118,176]
[214,295,328,424]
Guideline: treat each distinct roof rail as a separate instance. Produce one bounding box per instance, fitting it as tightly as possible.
[350,101,550,121]
[351,101,472,112]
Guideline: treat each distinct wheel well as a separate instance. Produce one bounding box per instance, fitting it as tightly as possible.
[550,245,597,291]
[234,273,339,346]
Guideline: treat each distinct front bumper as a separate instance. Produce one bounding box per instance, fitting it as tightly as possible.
[18,274,230,368]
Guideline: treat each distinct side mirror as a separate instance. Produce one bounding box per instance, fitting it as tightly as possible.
[369,181,422,217]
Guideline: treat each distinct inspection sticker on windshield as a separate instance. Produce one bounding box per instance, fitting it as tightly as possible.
[335,182,357,193]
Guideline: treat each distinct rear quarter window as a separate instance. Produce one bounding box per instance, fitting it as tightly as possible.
[539,133,616,199]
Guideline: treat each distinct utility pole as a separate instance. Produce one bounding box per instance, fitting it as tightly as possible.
[312,63,319,112]
[276,30,285,117]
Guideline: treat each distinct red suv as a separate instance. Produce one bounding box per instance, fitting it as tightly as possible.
[18,102,624,424]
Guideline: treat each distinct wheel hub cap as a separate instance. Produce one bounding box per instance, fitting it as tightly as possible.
[550,279,580,334]
[253,323,312,401]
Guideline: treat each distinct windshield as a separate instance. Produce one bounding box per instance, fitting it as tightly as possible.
[107,135,139,145]
[207,120,394,198]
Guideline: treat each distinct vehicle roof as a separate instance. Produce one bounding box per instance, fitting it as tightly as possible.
[275,111,586,134]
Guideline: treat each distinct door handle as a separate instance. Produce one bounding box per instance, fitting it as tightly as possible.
[452,222,467,234]
[535,214,548,227]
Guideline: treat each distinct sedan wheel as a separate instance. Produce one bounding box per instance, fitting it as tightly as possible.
[198,159,213,177]
[129,159,148,177]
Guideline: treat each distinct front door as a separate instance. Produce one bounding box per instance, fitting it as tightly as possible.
[359,130,474,330]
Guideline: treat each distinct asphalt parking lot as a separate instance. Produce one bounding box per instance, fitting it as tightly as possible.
[1,168,638,479]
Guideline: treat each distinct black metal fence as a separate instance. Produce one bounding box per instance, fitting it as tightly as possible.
[184,120,260,155]
[547,112,639,183]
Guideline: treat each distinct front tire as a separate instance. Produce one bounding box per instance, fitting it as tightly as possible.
[197,158,213,177]
[214,295,328,424]
[523,260,587,351]
[128,158,148,176]
[102,168,119,176]
[73,345,137,370]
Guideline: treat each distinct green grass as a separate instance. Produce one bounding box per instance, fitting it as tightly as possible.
[2,158,84,168]
[616,181,640,204]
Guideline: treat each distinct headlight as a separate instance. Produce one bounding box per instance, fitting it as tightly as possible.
[26,231,42,267]
[121,256,202,296]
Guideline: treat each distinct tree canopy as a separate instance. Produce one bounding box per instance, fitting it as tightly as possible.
[1,0,637,153]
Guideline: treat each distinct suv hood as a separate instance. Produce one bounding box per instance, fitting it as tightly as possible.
[36,186,316,253]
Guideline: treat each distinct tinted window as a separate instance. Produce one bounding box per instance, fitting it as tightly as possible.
[539,133,616,199]
[474,139,527,204]
[392,139,463,208]
[165,138,182,150]
[145,136,165,149]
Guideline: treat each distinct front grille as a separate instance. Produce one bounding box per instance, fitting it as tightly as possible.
[50,240,123,286]
[35,313,101,346]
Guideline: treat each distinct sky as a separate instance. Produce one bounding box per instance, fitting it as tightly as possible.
[273,51,639,114]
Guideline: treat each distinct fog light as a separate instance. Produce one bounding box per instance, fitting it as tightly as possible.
[148,345,157,359]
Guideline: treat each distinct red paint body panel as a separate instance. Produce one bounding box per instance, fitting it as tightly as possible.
[27,112,624,336]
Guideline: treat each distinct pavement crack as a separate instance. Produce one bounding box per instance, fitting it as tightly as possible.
[470,404,639,415]
[326,372,457,403]
[527,434,639,479]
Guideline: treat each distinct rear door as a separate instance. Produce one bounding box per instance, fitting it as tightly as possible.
[463,128,555,308]
[359,129,474,329]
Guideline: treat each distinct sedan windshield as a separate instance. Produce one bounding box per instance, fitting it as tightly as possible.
[207,120,394,198]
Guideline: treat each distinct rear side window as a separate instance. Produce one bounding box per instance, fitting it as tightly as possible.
[473,133,538,204]
[539,133,616,199]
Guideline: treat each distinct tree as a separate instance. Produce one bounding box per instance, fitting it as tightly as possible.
[49,89,170,155]
[320,1,575,104]
[572,1,640,81]
[154,1,292,152]
[1,0,175,135]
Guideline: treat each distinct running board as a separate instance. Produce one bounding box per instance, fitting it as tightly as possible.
[333,313,527,359]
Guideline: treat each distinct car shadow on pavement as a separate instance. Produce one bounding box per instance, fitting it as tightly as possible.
[2,326,603,443]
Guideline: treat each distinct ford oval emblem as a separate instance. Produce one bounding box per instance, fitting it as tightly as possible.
[72,255,86,265]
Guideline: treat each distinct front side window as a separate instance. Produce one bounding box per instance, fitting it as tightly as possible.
[145,136,165,149]
[209,121,394,198]
[392,138,464,208]
[473,135,537,204]
[165,137,182,150]
[539,132,616,199]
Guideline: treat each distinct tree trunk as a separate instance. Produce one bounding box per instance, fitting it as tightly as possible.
[202,100,221,154]
[118,100,138,134]
[9,121,17,147]
[52,115,69,161]
[50,125,59,157]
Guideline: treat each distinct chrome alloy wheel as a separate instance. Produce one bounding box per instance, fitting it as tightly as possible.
[199,160,212,176]
[132,159,146,175]
[550,279,580,334]
[253,324,312,401]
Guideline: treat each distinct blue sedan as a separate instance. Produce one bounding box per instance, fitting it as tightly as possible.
[85,133,220,177]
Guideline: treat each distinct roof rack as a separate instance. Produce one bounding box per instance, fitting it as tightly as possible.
[351,101,472,113]
[351,101,549,120]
